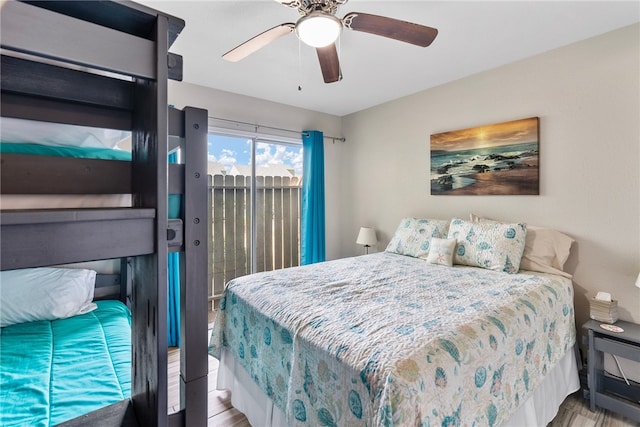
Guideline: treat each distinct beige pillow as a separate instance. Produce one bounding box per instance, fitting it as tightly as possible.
[519,226,574,277]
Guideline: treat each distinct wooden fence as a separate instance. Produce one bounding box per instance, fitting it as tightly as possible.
[209,174,302,300]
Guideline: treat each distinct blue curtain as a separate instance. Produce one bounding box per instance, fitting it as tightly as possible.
[301,130,326,265]
[168,151,180,347]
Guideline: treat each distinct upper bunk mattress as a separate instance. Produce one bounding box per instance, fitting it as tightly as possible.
[0,300,131,426]
[209,252,576,427]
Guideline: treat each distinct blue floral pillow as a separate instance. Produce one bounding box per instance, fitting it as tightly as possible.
[385,217,450,259]
[447,218,527,273]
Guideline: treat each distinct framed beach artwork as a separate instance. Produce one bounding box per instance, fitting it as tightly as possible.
[430,117,539,195]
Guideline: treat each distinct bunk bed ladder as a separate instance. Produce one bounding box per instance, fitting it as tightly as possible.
[168,107,210,426]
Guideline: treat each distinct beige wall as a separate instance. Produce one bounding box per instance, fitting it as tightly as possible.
[339,23,640,334]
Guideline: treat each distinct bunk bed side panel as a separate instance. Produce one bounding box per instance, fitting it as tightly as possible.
[1,54,135,112]
[23,0,185,48]
[55,400,137,427]
[0,154,131,195]
[1,1,154,79]
[0,209,155,271]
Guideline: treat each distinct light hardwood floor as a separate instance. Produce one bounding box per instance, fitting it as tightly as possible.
[167,346,639,427]
[168,348,251,427]
[548,392,639,427]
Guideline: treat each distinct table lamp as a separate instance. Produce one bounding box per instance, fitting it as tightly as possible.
[356,227,377,254]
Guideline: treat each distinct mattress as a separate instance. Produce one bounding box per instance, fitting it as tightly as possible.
[0,142,131,161]
[0,120,133,210]
[0,138,184,213]
[209,252,577,427]
[0,300,131,426]
[0,117,130,151]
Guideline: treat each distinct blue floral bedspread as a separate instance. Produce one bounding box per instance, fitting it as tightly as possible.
[209,252,575,427]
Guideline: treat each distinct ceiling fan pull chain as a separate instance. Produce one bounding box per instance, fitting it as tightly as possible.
[298,37,303,91]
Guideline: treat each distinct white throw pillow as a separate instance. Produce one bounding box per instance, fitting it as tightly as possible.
[426,238,457,267]
[0,267,97,327]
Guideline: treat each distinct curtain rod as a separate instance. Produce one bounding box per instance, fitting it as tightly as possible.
[208,115,346,143]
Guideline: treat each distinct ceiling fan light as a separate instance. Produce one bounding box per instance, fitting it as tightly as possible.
[296,12,342,48]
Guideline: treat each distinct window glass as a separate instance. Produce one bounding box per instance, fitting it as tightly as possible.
[208,134,302,297]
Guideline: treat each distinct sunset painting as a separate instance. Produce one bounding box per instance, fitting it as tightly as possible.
[430,117,539,195]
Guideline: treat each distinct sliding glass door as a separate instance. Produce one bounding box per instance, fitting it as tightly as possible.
[207,133,303,300]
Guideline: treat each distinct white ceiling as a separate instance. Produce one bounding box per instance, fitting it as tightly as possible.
[139,1,639,117]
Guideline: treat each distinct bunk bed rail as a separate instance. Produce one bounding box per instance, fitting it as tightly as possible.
[0,209,155,271]
[1,0,184,81]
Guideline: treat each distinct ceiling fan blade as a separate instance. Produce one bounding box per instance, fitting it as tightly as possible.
[316,44,342,83]
[222,23,295,62]
[273,0,300,8]
[343,12,438,47]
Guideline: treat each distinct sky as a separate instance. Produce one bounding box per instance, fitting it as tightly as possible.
[208,134,303,175]
[430,117,539,152]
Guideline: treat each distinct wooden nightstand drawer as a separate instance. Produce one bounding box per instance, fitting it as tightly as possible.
[594,336,640,362]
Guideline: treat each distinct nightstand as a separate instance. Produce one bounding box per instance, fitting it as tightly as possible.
[582,319,640,422]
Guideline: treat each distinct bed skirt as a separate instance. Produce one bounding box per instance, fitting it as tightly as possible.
[217,345,581,427]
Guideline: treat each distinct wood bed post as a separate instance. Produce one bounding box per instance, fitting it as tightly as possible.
[130,13,170,427]
[179,106,209,426]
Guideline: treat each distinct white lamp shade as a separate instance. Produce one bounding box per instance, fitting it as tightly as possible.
[295,12,342,48]
[356,227,377,247]
[636,273,640,289]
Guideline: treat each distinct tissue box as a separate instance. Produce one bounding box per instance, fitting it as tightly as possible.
[589,298,618,324]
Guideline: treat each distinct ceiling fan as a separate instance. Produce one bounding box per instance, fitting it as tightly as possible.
[222,0,438,84]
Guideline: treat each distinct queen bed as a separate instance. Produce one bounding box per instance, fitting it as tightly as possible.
[209,217,580,426]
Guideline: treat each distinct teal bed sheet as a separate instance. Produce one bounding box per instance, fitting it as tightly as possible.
[0,142,132,161]
[0,300,131,426]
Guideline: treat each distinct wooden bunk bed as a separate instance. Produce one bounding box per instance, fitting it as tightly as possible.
[0,1,208,426]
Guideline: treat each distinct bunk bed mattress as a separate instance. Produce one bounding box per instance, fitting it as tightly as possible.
[0,121,132,210]
[0,300,131,426]
[209,252,577,427]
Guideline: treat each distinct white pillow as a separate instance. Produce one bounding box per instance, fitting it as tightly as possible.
[0,267,97,327]
[385,217,450,259]
[426,238,457,267]
[448,218,527,274]
[470,214,574,278]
